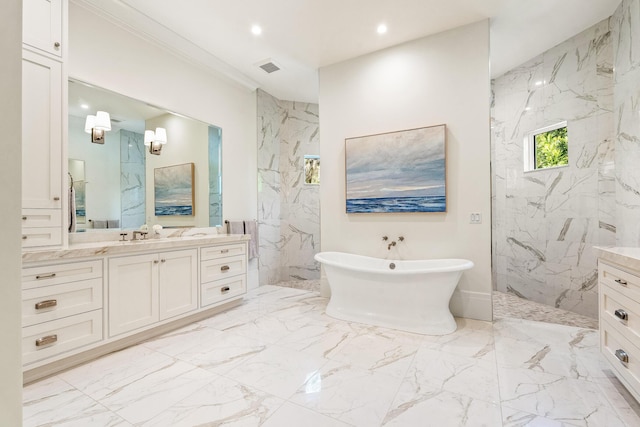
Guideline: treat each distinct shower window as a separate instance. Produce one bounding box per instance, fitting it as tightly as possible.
[524,121,568,172]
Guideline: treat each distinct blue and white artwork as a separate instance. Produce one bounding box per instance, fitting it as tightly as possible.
[154,163,195,216]
[345,125,446,213]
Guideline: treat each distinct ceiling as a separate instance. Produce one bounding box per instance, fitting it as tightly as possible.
[73,0,621,104]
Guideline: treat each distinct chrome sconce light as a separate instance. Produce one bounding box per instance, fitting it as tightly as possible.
[85,111,111,144]
[144,127,167,155]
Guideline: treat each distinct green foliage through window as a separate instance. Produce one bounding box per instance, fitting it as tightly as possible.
[534,127,568,169]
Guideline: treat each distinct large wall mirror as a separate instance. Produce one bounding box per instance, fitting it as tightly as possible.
[68,79,222,232]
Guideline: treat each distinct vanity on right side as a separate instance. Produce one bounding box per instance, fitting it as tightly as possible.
[598,247,640,402]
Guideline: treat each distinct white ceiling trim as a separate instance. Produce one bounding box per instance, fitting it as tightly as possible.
[70,0,260,91]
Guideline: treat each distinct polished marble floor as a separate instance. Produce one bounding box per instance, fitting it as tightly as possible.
[24,285,640,426]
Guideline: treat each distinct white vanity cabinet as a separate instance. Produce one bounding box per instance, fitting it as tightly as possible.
[108,248,198,337]
[21,0,67,248]
[599,259,640,402]
[200,243,247,307]
[21,260,103,366]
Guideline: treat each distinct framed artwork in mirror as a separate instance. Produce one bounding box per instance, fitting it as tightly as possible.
[345,124,446,213]
[154,163,195,216]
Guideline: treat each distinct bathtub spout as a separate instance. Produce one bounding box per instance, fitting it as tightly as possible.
[388,241,396,250]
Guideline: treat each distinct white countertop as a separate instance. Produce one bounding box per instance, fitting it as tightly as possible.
[23,234,249,263]
[596,246,640,272]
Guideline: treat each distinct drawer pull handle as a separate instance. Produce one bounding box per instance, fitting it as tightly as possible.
[615,279,628,286]
[35,273,56,280]
[22,216,27,221]
[35,299,57,310]
[22,235,27,240]
[615,309,629,321]
[221,286,230,294]
[53,197,60,201]
[161,259,166,263]
[221,249,229,253]
[154,260,159,264]
[35,334,58,347]
[615,349,629,364]
[221,265,230,272]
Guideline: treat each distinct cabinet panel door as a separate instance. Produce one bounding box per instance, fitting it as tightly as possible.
[108,253,159,337]
[23,0,63,57]
[22,50,62,209]
[159,249,198,320]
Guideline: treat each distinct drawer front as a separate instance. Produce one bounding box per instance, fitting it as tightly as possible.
[22,310,103,365]
[601,284,640,343]
[23,260,103,290]
[599,261,640,302]
[201,243,246,261]
[201,275,246,307]
[601,318,640,399]
[22,227,62,248]
[201,255,246,283]
[22,278,103,327]
[22,209,61,228]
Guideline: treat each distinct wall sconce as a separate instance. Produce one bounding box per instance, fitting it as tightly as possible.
[85,111,111,144]
[144,127,167,155]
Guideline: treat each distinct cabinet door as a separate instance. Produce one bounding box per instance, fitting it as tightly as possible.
[22,50,62,210]
[23,0,63,57]
[108,253,159,337]
[159,249,198,320]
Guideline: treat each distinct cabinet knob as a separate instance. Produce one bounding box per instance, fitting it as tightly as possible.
[161,259,166,263]
[22,216,27,221]
[54,42,60,49]
[153,260,159,264]
[22,235,27,240]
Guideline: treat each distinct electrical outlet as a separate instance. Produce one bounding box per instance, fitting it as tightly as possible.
[470,212,482,224]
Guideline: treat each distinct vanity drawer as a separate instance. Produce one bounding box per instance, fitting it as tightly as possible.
[201,275,246,307]
[601,284,640,343]
[201,255,246,283]
[22,278,103,327]
[201,243,246,261]
[599,261,640,302]
[22,259,103,290]
[22,227,62,248]
[601,318,640,401]
[21,209,61,228]
[22,310,103,365]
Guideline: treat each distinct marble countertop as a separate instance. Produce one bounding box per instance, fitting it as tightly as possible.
[596,246,640,272]
[23,234,250,264]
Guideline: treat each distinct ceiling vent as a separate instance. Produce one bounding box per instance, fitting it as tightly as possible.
[256,59,281,74]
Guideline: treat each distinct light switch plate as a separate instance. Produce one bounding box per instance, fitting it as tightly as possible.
[470,212,482,224]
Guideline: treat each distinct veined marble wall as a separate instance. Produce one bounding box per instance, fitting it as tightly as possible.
[257,89,320,285]
[120,129,146,229]
[491,19,614,318]
[612,0,640,246]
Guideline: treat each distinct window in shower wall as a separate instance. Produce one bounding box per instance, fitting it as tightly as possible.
[524,121,568,172]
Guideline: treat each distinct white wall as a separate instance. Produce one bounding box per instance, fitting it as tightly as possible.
[68,2,257,226]
[145,113,209,227]
[0,0,23,423]
[319,20,492,320]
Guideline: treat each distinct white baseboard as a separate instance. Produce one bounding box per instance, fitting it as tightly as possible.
[450,289,492,322]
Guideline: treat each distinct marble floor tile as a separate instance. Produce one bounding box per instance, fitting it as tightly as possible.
[23,285,640,427]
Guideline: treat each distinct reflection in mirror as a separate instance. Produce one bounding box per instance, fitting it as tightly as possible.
[68,80,222,231]
[68,159,85,224]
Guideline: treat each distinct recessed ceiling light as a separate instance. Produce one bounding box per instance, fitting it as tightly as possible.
[251,25,262,36]
[80,104,89,109]
[377,24,387,34]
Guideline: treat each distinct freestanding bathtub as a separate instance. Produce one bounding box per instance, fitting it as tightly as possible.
[314,252,473,335]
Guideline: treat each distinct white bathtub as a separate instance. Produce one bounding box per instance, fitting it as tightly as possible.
[314,252,473,335]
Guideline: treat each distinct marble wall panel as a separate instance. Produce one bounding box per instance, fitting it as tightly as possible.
[120,130,145,229]
[491,18,613,319]
[257,90,320,285]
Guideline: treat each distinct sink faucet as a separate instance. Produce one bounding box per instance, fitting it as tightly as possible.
[132,231,147,241]
[388,241,396,250]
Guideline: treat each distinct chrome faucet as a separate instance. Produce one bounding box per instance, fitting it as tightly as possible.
[132,230,147,241]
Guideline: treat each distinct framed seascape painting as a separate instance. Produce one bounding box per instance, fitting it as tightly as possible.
[345,125,446,213]
[154,163,195,216]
